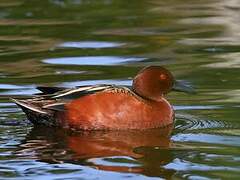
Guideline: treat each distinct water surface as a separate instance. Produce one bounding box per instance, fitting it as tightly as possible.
[0,0,240,179]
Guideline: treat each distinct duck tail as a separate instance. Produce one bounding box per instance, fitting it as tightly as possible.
[11,98,47,114]
[10,98,54,126]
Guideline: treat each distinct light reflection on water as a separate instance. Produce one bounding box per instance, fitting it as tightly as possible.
[172,133,240,147]
[0,0,240,179]
[57,41,125,49]
[59,79,132,87]
[43,56,145,65]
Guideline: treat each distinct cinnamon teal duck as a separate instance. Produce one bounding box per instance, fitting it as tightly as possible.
[11,66,194,130]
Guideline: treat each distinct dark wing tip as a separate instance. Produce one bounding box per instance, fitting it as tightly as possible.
[37,86,67,95]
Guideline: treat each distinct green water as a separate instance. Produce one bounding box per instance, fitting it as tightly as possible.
[0,0,239,179]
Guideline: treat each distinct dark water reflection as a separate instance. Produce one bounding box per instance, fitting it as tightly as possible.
[16,127,173,178]
[0,0,240,179]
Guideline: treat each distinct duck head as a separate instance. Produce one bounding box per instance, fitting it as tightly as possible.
[133,66,195,101]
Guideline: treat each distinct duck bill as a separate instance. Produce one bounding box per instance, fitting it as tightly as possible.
[172,80,196,94]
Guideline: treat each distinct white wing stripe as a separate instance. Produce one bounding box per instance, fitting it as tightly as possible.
[53,86,92,98]
[11,99,47,114]
[52,85,112,99]
[43,102,65,109]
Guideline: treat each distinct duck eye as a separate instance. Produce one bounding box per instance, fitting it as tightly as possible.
[159,74,167,80]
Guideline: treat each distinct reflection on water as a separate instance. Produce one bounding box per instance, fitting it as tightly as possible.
[15,126,174,178]
[58,41,125,49]
[0,0,240,179]
[43,56,145,65]
[60,79,132,87]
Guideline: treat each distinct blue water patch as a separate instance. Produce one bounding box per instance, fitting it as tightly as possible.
[87,156,141,167]
[164,158,239,171]
[43,56,145,66]
[174,105,222,110]
[0,84,31,90]
[57,41,125,49]
[172,133,240,146]
[0,89,39,95]
[59,79,132,87]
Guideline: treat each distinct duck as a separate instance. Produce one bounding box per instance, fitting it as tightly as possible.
[11,66,194,130]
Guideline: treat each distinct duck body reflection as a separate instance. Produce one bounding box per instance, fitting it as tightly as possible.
[17,126,175,178]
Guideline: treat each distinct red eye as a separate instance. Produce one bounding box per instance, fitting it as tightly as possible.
[160,74,167,80]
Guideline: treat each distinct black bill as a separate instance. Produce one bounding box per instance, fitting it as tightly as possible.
[172,80,196,94]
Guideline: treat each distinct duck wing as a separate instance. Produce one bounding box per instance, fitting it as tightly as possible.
[50,84,118,100]
[12,84,136,113]
[11,84,137,126]
[42,84,135,111]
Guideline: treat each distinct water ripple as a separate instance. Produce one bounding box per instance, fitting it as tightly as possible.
[164,158,239,171]
[172,133,240,147]
[57,41,125,49]
[174,105,222,110]
[59,79,132,87]
[0,84,30,90]
[0,88,38,96]
[174,113,228,132]
[43,56,145,66]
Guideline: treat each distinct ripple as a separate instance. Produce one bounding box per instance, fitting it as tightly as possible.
[57,41,124,49]
[178,37,240,46]
[43,56,145,66]
[0,19,76,26]
[172,133,240,147]
[14,162,154,180]
[0,84,38,95]
[0,107,20,113]
[55,70,86,75]
[0,88,38,95]
[174,105,222,110]
[0,84,28,90]
[59,79,132,87]
[87,156,140,167]
[174,113,228,132]
[0,103,14,107]
[0,73,6,78]
[164,158,239,171]
[204,52,240,68]
[95,27,185,36]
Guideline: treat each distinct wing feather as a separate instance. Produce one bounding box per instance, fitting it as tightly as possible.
[51,84,113,100]
[13,85,140,113]
[43,102,65,111]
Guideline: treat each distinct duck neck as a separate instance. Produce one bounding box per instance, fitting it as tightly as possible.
[132,88,164,102]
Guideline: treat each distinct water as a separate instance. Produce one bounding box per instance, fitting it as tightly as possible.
[0,0,240,179]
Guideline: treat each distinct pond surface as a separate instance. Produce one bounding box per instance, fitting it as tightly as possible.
[0,0,240,179]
